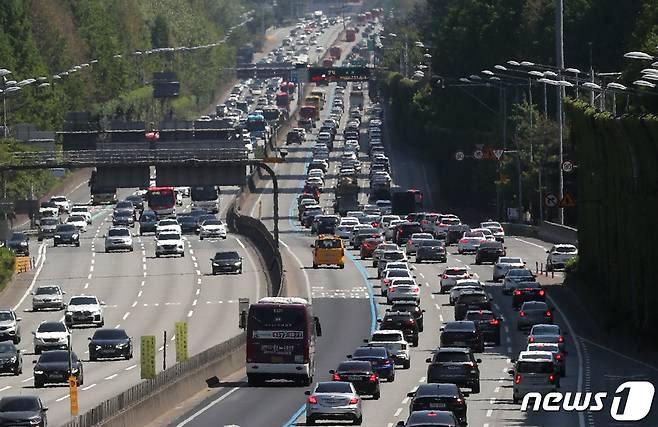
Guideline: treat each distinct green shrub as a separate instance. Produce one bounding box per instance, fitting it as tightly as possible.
[0,248,16,292]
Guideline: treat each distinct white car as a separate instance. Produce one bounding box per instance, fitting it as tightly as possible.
[50,196,70,213]
[70,206,92,224]
[404,233,434,255]
[375,200,393,214]
[66,215,88,232]
[439,266,473,293]
[65,295,105,328]
[387,278,420,304]
[380,268,414,296]
[104,226,134,252]
[368,330,411,369]
[39,202,60,218]
[546,244,578,270]
[457,232,487,254]
[371,243,399,267]
[471,227,496,241]
[33,321,70,354]
[336,217,360,239]
[155,231,185,258]
[199,219,227,240]
[493,257,526,281]
[307,169,325,181]
[481,221,505,242]
[305,176,324,190]
[511,352,559,403]
[156,219,182,235]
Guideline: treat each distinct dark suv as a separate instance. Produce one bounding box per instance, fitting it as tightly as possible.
[464,310,502,346]
[394,222,423,245]
[53,224,80,247]
[7,232,29,256]
[389,302,425,332]
[348,346,395,382]
[440,321,484,353]
[379,311,419,346]
[454,292,493,321]
[138,211,157,235]
[426,347,481,393]
[475,241,506,264]
[312,215,339,235]
[407,383,468,426]
[330,360,381,399]
[512,281,545,309]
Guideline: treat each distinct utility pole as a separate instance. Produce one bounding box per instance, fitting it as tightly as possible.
[555,0,565,225]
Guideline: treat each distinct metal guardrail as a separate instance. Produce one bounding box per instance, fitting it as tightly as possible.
[62,333,246,427]
[0,148,248,170]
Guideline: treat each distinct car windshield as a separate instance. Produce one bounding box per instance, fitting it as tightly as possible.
[70,297,97,305]
[68,215,86,222]
[39,351,69,362]
[57,225,77,232]
[0,343,15,353]
[9,233,24,241]
[435,352,470,362]
[0,397,40,412]
[35,286,60,295]
[315,382,353,393]
[108,229,130,237]
[159,233,180,241]
[38,322,66,333]
[93,329,128,340]
[532,325,559,335]
[499,257,522,264]
[0,312,12,321]
[555,246,577,253]
[203,220,223,226]
[214,252,239,260]
[40,218,58,226]
[517,361,555,373]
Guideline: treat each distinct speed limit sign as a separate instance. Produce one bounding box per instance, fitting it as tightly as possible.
[562,160,574,173]
[454,151,465,161]
[473,150,483,160]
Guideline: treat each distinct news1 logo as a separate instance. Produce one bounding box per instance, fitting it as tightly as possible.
[521,381,655,421]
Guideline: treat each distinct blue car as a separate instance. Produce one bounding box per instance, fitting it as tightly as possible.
[348,346,395,382]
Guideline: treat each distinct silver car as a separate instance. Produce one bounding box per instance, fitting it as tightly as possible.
[31,285,66,311]
[104,226,134,252]
[439,267,471,293]
[387,278,420,304]
[377,250,408,278]
[517,301,553,330]
[528,324,566,352]
[493,257,525,281]
[305,381,363,425]
[502,268,536,295]
[404,233,434,255]
[372,243,398,267]
[0,311,21,344]
[449,280,483,305]
[381,269,414,296]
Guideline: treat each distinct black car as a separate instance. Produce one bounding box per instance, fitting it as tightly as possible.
[113,200,135,219]
[0,396,48,427]
[396,410,459,427]
[139,211,158,235]
[454,292,493,321]
[53,224,80,247]
[37,217,60,241]
[348,346,395,382]
[426,347,481,393]
[389,302,425,332]
[407,383,468,426]
[313,215,339,235]
[7,232,29,256]
[113,211,135,228]
[210,251,243,274]
[446,225,470,246]
[330,360,380,399]
[474,241,506,264]
[178,215,200,234]
[416,240,447,263]
[89,328,132,361]
[440,321,484,353]
[464,310,502,345]
[33,350,83,388]
[512,281,545,309]
[379,311,419,346]
[394,222,423,245]
[0,342,21,375]
[124,195,145,213]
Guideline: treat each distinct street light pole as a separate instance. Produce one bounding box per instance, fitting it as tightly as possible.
[556,0,565,225]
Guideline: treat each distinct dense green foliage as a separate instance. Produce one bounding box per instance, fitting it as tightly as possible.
[0,248,16,292]
[567,100,658,336]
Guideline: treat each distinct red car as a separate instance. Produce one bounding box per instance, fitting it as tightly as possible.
[360,237,383,259]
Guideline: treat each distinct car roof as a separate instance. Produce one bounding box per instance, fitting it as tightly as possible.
[337,360,372,370]
[415,383,461,397]
[444,321,477,331]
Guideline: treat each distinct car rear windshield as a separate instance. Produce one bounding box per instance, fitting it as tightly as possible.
[383,252,405,260]
[419,240,443,247]
[315,382,352,393]
[387,270,411,278]
[465,311,494,321]
[435,352,470,362]
[532,325,559,335]
[500,257,522,264]
[337,361,371,372]
[522,302,548,310]
[108,229,130,237]
[446,269,468,276]
[509,269,533,277]
[0,397,40,412]
[93,329,128,340]
[159,233,180,241]
[317,239,341,249]
[35,286,59,295]
[353,347,387,358]
[70,297,97,305]
[517,361,555,373]
[457,294,487,303]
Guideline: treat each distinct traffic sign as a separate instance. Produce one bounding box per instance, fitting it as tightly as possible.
[544,192,559,208]
[473,150,483,160]
[175,322,188,362]
[69,375,78,416]
[493,149,504,160]
[454,151,465,161]
[290,70,298,83]
[562,160,574,173]
[558,192,576,208]
[141,335,156,379]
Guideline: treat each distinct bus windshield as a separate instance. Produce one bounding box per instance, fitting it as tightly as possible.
[148,188,176,209]
[191,186,218,202]
[246,115,266,132]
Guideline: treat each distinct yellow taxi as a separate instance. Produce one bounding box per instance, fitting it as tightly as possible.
[312,234,345,269]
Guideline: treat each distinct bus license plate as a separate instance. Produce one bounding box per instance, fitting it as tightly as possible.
[271,356,283,363]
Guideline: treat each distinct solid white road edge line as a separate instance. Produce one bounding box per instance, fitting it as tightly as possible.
[175,387,240,427]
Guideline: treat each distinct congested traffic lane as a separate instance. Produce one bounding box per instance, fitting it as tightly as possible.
[0,186,266,426]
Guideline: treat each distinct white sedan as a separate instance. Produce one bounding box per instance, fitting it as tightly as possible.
[156,219,181,235]
[70,206,92,224]
[66,215,88,232]
[404,233,434,255]
[199,219,227,240]
[457,232,487,254]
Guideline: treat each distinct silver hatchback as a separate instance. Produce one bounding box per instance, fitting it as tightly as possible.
[305,381,363,425]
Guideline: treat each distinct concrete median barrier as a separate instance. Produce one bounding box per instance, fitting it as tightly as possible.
[502,221,578,245]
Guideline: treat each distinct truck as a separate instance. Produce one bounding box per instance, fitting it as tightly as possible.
[346,28,356,42]
[333,176,360,216]
[350,90,364,110]
[330,46,342,61]
[391,189,424,215]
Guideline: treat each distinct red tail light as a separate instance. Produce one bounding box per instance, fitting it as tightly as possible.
[383,279,391,284]
[556,354,562,361]
[549,374,556,383]
[412,287,420,293]
[407,239,412,245]
[539,289,545,296]
[558,335,564,343]
[519,311,526,317]
[308,396,318,404]
[332,373,341,381]
[546,310,552,317]
[407,319,416,325]
[455,398,465,405]
[349,397,359,404]
[515,374,521,384]
[389,287,395,293]
[442,274,449,279]
[459,239,468,244]
[368,374,378,382]
[529,336,535,343]
[513,290,521,296]
[489,319,500,325]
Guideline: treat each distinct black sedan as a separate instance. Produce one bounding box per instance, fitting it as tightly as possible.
[464,310,502,346]
[33,350,83,388]
[7,232,29,256]
[475,241,506,264]
[415,240,447,263]
[53,224,80,247]
[89,328,132,361]
[113,211,135,228]
[0,395,47,427]
[0,342,21,375]
[211,251,243,274]
[179,216,200,234]
[330,361,381,399]
[389,302,425,332]
[408,383,468,426]
[139,211,157,235]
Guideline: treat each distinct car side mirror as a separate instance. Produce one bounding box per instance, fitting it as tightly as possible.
[425,358,432,363]
[476,358,482,363]
[103,234,106,238]
[489,297,494,301]
[304,390,311,396]
[329,369,335,374]
[508,369,515,375]
[396,422,405,427]
[421,309,426,313]
[546,250,550,253]
[63,291,67,294]
[346,355,352,359]
[406,391,416,397]
[310,244,315,248]
[31,331,36,335]
[376,319,382,323]
[439,327,444,331]
[413,275,417,279]
[511,358,517,363]
[30,292,34,295]
[363,339,369,343]
[16,317,21,322]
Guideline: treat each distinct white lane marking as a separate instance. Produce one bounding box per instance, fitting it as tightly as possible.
[122,312,130,320]
[419,376,426,382]
[280,240,312,301]
[137,290,143,297]
[56,394,70,402]
[401,397,410,404]
[504,326,510,333]
[197,278,202,285]
[193,262,198,268]
[87,273,92,279]
[189,249,194,255]
[439,314,444,322]
[0,386,11,392]
[89,265,94,272]
[579,336,658,373]
[125,364,137,371]
[21,376,33,383]
[192,299,198,306]
[191,256,197,262]
[105,374,118,380]
[187,310,194,317]
[195,270,201,275]
[507,346,512,353]
[196,288,200,296]
[142,257,146,263]
[175,387,240,426]
[234,237,246,249]
[13,243,46,311]
[434,304,440,310]
[81,383,96,391]
[494,386,500,393]
[83,283,89,289]
[114,324,121,329]
[132,301,137,308]
[394,407,402,417]
[486,409,493,417]
[91,259,95,265]
[506,336,511,343]
[514,237,548,250]
[431,294,435,299]
[418,272,424,278]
